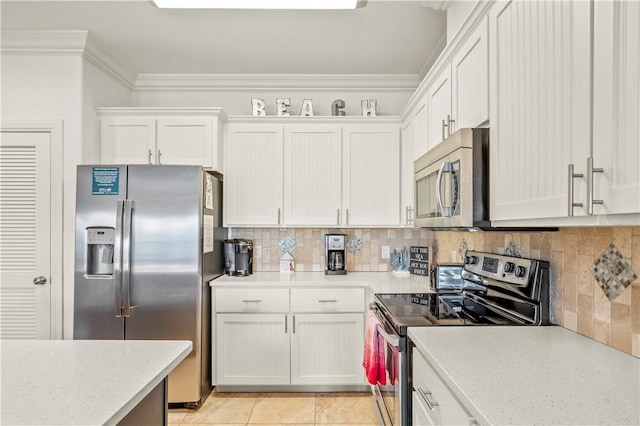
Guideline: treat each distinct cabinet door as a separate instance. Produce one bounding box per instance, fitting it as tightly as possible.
[427,66,452,149]
[283,125,342,226]
[412,95,429,161]
[342,125,401,226]
[489,0,591,221]
[290,313,364,385]
[592,0,640,215]
[216,313,290,385]
[451,17,489,129]
[156,117,214,167]
[225,124,284,226]
[400,118,415,226]
[100,117,156,164]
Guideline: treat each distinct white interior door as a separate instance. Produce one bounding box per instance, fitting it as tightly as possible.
[0,131,51,339]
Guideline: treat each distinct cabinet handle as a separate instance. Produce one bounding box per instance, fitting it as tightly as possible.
[405,206,414,225]
[567,164,584,216]
[277,208,281,225]
[442,119,447,141]
[285,315,287,333]
[148,149,153,165]
[337,208,341,226]
[417,387,439,410]
[318,299,338,303]
[587,157,604,215]
[292,315,296,334]
[157,149,162,164]
[346,209,349,226]
[241,299,262,303]
[447,114,455,136]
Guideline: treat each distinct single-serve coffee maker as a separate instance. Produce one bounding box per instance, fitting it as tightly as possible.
[325,234,347,275]
[224,239,254,276]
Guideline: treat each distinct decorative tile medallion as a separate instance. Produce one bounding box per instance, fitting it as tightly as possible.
[458,238,468,261]
[277,235,297,254]
[590,243,638,301]
[504,240,522,258]
[347,234,364,254]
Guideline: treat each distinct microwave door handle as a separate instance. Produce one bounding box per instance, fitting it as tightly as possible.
[436,161,453,217]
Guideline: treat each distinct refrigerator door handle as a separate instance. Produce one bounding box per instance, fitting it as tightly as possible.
[114,200,125,317]
[122,199,134,318]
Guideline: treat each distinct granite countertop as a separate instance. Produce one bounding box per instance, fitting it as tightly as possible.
[210,271,431,294]
[408,326,640,425]
[1,339,192,425]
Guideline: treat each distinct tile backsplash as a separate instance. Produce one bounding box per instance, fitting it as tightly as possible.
[429,227,640,358]
[230,226,640,358]
[230,228,428,272]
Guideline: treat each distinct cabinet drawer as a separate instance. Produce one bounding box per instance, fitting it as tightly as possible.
[412,348,476,425]
[290,288,364,313]
[215,288,289,313]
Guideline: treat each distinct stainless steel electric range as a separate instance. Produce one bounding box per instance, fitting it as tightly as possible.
[369,250,550,426]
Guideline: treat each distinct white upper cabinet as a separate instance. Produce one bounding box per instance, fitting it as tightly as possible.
[425,16,489,151]
[427,67,453,149]
[489,0,591,222]
[225,124,284,226]
[224,119,401,228]
[400,118,415,226]
[489,0,640,225]
[98,108,225,169]
[283,125,342,226]
[342,124,401,226]
[411,95,429,161]
[451,17,489,130]
[592,0,640,216]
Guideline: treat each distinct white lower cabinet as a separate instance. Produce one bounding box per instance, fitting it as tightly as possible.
[290,313,364,385]
[216,313,290,385]
[412,347,477,425]
[214,287,365,387]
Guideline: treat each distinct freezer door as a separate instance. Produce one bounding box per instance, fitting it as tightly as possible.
[74,165,127,339]
[124,165,205,404]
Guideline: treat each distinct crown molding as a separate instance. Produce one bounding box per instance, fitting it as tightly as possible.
[1,30,135,89]
[133,73,421,92]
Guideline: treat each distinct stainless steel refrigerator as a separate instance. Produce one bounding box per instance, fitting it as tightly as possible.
[74,165,225,406]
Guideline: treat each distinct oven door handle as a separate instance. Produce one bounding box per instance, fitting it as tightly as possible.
[376,324,400,347]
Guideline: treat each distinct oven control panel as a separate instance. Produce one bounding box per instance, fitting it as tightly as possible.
[464,250,533,286]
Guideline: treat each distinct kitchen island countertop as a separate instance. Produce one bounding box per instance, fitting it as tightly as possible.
[1,339,192,425]
[408,326,640,425]
[210,271,430,294]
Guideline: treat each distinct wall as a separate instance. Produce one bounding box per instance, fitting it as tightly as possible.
[430,227,640,358]
[132,87,414,117]
[1,52,131,339]
[230,228,427,272]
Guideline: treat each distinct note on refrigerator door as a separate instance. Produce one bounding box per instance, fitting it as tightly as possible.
[203,215,214,253]
[205,174,213,210]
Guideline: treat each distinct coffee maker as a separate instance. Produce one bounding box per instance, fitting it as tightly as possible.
[325,234,347,275]
[224,239,254,276]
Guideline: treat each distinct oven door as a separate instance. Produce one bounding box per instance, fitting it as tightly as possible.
[371,310,408,426]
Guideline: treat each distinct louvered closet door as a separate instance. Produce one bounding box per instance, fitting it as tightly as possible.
[0,131,51,339]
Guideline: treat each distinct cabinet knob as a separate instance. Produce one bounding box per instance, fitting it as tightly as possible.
[33,276,47,285]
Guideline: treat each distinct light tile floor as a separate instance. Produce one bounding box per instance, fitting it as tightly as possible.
[169,391,379,426]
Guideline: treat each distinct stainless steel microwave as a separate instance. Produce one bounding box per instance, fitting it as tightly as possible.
[414,128,490,229]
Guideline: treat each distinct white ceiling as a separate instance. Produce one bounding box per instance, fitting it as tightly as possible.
[0,0,447,77]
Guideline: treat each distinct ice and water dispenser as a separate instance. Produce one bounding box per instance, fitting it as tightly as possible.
[85,227,115,276]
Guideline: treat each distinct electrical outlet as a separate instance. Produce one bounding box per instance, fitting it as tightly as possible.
[254,245,262,259]
[381,245,390,259]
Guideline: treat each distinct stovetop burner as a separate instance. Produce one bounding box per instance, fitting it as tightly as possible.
[373,250,551,335]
